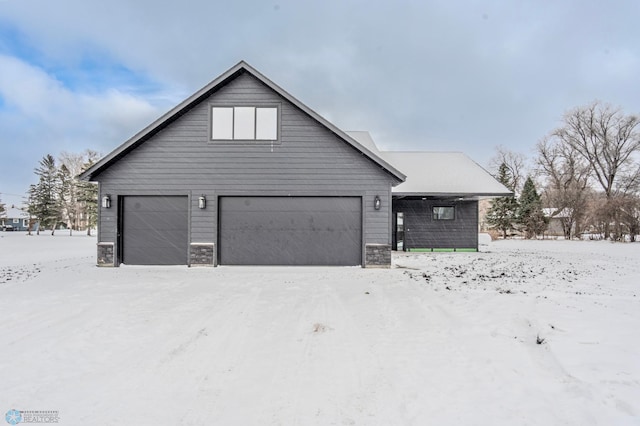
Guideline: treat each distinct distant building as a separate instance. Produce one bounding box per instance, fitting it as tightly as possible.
[543,208,574,237]
[0,206,35,231]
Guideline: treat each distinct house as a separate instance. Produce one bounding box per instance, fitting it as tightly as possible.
[543,208,574,238]
[80,61,510,267]
[0,206,32,231]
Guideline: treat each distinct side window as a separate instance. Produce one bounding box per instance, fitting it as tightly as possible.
[433,206,455,220]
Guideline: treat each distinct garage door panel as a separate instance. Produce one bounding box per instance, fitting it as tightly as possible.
[124,231,187,249]
[219,196,362,266]
[122,196,188,265]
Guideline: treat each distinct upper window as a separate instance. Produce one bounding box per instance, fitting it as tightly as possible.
[433,206,455,220]
[211,106,278,141]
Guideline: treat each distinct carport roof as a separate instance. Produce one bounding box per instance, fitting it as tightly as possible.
[345,132,512,199]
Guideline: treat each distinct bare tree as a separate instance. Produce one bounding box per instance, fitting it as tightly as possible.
[536,137,591,239]
[59,152,85,234]
[58,164,76,235]
[59,150,100,234]
[553,101,640,238]
[489,146,527,194]
[618,195,640,242]
[77,150,100,235]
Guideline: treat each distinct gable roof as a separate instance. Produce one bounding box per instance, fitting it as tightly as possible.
[80,61,405,183]
[543,208,572,218]
[380,151,513,198]
[0,206,28,219]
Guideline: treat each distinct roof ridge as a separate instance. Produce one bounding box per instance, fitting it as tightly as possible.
[380,150,466,154]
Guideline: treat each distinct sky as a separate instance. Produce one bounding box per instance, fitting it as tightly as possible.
[1,0,639,207]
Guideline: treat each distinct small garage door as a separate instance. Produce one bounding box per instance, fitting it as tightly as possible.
[219,196,362,266]
[121,196,188,265]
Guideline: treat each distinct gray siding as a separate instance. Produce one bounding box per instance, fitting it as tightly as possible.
[393,199,478,249]
[95,71,394,262]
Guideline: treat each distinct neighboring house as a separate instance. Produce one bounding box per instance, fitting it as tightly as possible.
[80,61,510,267]
[0,207,32,231]
[543,208,574,237]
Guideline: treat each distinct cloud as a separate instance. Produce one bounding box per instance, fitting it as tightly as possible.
[0,53,164,204]
[0,53,162,143]
[0,0,639,205]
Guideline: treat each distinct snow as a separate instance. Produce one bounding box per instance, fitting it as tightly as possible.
[0,232,638,425]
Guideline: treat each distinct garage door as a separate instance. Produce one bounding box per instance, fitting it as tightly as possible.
[219,196,362,266]
[121,196,188,265]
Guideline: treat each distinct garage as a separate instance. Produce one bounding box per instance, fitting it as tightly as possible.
[120,196,188,265]
[82,62,406,268]
[219,196,362,266]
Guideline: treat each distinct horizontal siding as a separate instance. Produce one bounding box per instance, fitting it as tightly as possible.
[393,199,478,249]
[97,71,393,254]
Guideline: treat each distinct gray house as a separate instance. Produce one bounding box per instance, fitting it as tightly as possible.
[1,206,32,231]
[81,61,510,267]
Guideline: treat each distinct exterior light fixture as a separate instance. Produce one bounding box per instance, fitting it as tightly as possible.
[101,195,111,209]
[198,195,206,209]
[374,195,381,210]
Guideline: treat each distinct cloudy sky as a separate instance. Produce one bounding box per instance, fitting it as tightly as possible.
[1,0,639,207]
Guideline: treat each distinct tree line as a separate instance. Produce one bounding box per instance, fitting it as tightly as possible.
[25,150,99,235]
[485,101,640,242]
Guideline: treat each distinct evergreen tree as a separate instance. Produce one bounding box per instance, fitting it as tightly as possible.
[24,188,37,235]
[486,163,518,238]
[0,195,5,215]
[517,177,548,239]
[28,154,62,234]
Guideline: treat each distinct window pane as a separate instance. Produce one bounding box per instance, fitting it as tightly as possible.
[433,206,455,220]
[211,107,233,139]
[256,107,278,140]
[234,107,255,139]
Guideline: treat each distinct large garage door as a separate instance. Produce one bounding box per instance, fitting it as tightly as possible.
[219,196,362,266]
[121,196,188,265]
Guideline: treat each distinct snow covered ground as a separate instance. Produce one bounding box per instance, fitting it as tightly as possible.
[0,232,638,426]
